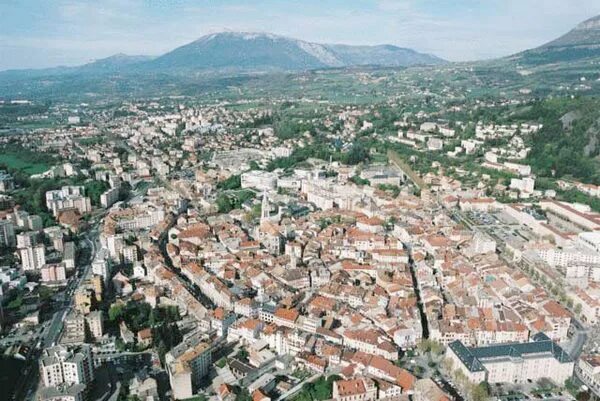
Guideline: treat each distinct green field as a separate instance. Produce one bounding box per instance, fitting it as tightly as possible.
[0,152,49,174]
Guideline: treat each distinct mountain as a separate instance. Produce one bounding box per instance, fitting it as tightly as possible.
[145,32,445,72]
[0,54,155,81]
[511,15,600,65]
[78,54,155,73]
[326,44,444,67]
[0,32,444,80]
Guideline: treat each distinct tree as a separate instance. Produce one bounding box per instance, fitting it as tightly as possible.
[235,389,252,401]
[217,174,241,190]
[470,382,490,401]
[311,377,332,400]
[343,143,370,165]
[108,303,124,321]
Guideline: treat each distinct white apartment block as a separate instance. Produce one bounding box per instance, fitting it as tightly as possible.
[40,345,94,388]
[0,220,15,247]
[17,231,38,249]
[116,209,165,231]
[46,186,92,217]
[100,187,119,209]
[20,244,46,271]
[537,246,600,267]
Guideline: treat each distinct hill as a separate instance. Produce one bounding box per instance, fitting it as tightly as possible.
[511,14,600,65]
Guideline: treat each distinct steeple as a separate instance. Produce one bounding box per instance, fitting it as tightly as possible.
[261,191,270,223]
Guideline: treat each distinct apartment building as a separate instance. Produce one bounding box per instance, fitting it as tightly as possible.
[0,219,15,247]
[40,345,94,388]
[46,186,92,217]
[20,244,46,271]
[166,334,213,400]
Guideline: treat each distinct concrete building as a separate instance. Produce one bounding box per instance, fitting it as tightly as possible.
[17,231,38,249]
[46,186,92,217]
[61,312,86,345]
[166,333,213,400]
[40,344,94,388]
[0,220,15,247]
[100,187,119,209]
[39,384,86,401]
[446,333,573,385]
[86,311,104,340]
[41,263,67,284]
[63,242,76,270]
[20,244,46,271]
[0,170,14,192]
[241,170,278,192]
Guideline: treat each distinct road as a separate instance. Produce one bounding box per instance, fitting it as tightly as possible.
[14,221,103,401]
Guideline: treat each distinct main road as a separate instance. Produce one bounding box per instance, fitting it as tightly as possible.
[15,220,103,401]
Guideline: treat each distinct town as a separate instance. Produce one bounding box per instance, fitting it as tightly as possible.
[0,87,600,401]
[4,3,600,401]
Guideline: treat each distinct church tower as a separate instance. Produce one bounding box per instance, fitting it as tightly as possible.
[261,192,270,223]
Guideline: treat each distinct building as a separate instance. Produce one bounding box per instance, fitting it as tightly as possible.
[166,333,213,400]
[74,288,95,315]
[0,170,14,192]
[332,378,377,401]
[41,263,67,284]
[100,188,119,209]
[46,186,92,217]
[39,384,86,401]
[446,333,573,385]
[241,170,278,192]
[106,234,124,263]
[122,245,139,265]
[63,242,76,269]
[40,344,94,388]
[92,250,111,284]
[28,214,44,231]
[510,177,535,195]
[540,200,600,232]
[20,244,46,271]
[0,220,15,247]
[578,354,600,397]
[17,231,38,249]
[86,311,104,340]
[61,312,86,345]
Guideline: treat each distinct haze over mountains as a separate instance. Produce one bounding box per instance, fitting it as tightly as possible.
[3,14,600,99]
[0,32,445,79]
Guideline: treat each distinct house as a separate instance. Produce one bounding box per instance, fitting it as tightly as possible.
[137,328,153,347]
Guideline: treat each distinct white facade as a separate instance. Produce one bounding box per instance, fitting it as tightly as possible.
[0,220,15,247]
[241,170,278,192]
[20,244,46,271]
[46,186,92,217]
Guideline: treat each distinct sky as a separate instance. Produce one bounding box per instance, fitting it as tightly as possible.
[1,0,600,71]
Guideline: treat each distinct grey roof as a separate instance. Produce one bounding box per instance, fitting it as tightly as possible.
[39,383,86,400]
[449,332,573,373]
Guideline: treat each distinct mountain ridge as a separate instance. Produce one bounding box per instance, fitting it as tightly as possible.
[0,31,445,77]
[511,14,600,65]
